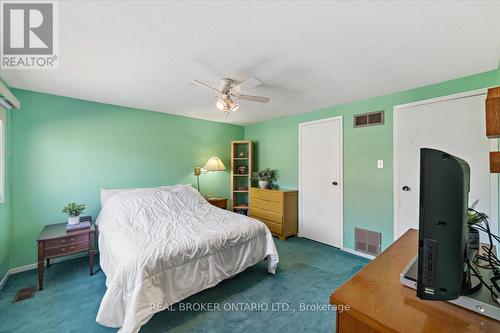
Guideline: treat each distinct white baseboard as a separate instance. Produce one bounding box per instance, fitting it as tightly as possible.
[342,247,375,260]
[0,252,91,290]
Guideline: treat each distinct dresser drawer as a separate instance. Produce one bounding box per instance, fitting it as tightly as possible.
[258,218,283,236]
[249,189,284,203]
[44,241,89,257]
[45,233,89,249]
[249,207,283,224]
[251,198,283,214]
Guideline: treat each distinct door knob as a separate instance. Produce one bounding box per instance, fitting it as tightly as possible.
[402,186,410,191]
[332,181,338,186]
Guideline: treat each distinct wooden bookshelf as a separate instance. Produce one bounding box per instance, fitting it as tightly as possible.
[231,140,252,215]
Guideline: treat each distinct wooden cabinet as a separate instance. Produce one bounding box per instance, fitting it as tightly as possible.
[207,197,228,209]
[330,229,500,332]
[37,223,96,290]
[249,187,298,240]
[490,152,500,173]
[486,87,500,172]
[486,87,500,138]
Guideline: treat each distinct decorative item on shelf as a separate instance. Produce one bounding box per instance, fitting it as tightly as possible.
[194,157,226,195]
[251,168,276,189]
[62,202,86,226]
[231,140,252,214]
[234,208,248,215]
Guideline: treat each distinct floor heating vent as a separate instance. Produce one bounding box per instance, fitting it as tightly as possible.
[354,227,381,256]
[12,286,36,303]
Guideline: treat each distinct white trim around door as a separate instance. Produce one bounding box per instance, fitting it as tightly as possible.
[393,88,498,241]
[298,116,344,249]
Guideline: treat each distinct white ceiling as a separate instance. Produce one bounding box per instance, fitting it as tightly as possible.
[2,1,500,125]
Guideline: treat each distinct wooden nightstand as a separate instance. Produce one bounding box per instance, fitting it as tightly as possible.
[207,197,228,209]
[36,223,96,290]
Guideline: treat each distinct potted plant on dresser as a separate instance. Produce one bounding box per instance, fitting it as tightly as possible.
[63,202,86,225]
[252,168,276,189]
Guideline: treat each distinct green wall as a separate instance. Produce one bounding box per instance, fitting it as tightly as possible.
[0,107,11,278]
[245,68,500,251]
[8,89,244,268]
[3,67,500,271]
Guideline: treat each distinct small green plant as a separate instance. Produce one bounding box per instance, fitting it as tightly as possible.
[251,168,276,182]
[62,202,86,217]
[468,200,488,226]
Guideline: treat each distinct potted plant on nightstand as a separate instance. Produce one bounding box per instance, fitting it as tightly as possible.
[63,202,86,225]
[252,168,276,189]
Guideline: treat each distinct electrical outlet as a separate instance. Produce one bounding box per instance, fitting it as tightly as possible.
[377,160,384,169]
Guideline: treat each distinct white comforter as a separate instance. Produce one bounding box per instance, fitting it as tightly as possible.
[95,186,279,333]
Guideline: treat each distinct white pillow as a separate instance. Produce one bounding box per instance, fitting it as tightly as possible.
[158,184,191,192]
[100,187,150,207]
[100,184,187,207]
[171,185,206,207]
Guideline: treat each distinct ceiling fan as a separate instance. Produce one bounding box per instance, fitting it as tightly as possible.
[193,77,270,115]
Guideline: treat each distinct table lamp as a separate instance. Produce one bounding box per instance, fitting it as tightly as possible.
[203,157,226,172]
[194,157,226,194]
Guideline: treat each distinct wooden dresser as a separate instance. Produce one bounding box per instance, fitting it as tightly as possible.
[249,187,298,240]
[330,229,500,333]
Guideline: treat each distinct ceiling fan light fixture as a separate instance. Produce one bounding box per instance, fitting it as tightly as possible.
[230,103,239,112]
[195,77,270,116]
[216,99,225,110]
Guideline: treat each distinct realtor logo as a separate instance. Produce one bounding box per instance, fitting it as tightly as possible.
[1,1,58,69]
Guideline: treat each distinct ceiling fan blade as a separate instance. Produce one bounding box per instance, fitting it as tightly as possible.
[193,80,222,94]
[232,77,263,90]
[234,94,270,103]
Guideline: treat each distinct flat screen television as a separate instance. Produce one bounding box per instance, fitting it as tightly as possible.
[417,148,471,300]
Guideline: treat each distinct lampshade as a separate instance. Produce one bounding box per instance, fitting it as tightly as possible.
[203,157,226,171]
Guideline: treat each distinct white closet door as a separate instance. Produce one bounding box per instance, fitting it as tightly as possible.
[299,117,343,248]
[395,92,497,240]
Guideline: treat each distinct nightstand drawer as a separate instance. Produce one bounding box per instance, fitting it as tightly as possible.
[44,241,89,257]
[45,233,89,249]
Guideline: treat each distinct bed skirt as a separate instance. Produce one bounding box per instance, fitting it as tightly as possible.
[96,232,278,333]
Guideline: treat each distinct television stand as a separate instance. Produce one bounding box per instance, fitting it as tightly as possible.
[400,256,500,321]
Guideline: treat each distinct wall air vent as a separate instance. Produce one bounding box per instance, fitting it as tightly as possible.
[354,227,381,256]
[353,111,384,128]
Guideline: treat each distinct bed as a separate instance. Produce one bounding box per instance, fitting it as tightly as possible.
[95,185,279,333]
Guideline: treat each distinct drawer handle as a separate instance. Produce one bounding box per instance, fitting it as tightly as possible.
[61,239,66,243]
[61,248,66,251]
[70,238,74,241]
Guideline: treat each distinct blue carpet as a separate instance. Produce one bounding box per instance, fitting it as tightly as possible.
[0,237,367,333]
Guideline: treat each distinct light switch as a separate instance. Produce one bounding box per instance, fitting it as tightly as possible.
[377,160,384,169]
